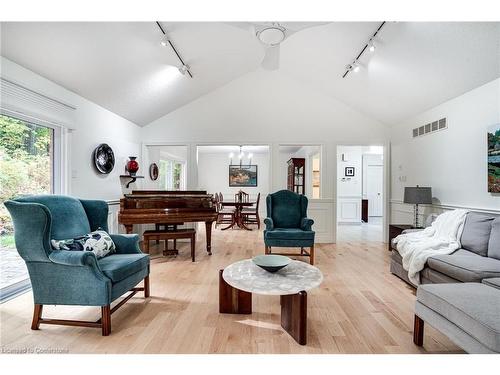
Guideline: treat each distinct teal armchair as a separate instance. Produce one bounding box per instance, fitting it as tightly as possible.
[4,195,150,336]
[263,190,315,264]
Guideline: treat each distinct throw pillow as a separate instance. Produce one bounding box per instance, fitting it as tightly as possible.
[51,229,116,259]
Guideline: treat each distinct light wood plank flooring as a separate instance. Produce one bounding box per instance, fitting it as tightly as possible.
[0,227,462,354]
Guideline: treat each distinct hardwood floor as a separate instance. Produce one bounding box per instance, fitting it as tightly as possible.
[0,226,462,354]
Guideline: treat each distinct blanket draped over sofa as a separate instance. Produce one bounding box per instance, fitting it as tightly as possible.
[394,209,469,284]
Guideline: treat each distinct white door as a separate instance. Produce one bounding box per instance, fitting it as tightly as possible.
[367,165,383,217]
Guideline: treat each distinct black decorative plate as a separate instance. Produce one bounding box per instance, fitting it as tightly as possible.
[93,143,115,174]
[149,163,159,180]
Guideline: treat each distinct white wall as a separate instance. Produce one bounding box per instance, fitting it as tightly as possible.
[390,78,500,224]
[142,70,389,198]
[0,57,142,202]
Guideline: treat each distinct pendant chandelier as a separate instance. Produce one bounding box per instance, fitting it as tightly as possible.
[229,145,253,168]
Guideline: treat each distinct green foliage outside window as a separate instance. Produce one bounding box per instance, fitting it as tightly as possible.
[0,115,52,247]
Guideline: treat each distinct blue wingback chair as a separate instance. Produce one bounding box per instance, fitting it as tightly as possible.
[4,195,150,336]
[263,190,315,264]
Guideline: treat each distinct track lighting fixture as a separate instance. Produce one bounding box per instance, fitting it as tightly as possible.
[156,21,193,78]
[342,21,386,78]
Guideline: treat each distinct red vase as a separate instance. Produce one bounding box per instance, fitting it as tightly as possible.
[126,156,139,176]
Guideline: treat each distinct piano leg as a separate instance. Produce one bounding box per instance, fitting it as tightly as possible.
[205,221,214,255]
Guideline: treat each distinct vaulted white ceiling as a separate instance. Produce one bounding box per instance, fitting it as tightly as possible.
[1,22,499,126]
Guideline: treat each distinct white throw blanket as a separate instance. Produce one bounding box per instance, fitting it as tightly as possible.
[394,209,469,285]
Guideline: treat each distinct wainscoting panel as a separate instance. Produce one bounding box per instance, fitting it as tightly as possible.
[107,200,121,234]
[337,197,361,224]
[308,199,335,243]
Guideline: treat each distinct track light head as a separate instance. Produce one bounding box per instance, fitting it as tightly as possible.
[160,34,169,47]
[368,39,376,52]
[353,62,360,73]
[178,64,190,75]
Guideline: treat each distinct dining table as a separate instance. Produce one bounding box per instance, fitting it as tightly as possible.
[220,200,254,231]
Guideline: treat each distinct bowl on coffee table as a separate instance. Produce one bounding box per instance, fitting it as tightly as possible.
[252,254,291,273]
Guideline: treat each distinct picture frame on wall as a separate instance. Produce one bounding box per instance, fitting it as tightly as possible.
[229,165,258,187]
[345,167,355,177]
[488,123,500,193]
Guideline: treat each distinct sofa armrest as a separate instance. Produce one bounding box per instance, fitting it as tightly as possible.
[301,217,314,231]
[110,234,142,254]
[264,217,274,231]
[49,250,99,267]
[402,228,424,234]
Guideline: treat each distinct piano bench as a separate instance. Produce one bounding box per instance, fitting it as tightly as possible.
[143,229,196,262]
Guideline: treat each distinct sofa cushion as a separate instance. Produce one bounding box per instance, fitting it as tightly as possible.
[482,278,500,290]
[417,283,500,353]
[427,251,500,282]
[488,217,500,260]
[264,228,315,241]
[98,254,149,283]
[460,212,495,256]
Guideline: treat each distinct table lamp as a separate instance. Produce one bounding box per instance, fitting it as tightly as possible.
[404,186,432,228]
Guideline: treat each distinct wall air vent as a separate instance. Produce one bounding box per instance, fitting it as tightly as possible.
[412,117,447,138]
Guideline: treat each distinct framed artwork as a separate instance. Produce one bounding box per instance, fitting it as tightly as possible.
[488,123,500,193]
[229,165,258,187]
[345,167,355,177]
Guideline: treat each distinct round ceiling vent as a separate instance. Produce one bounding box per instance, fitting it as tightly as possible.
[257,26,286,46]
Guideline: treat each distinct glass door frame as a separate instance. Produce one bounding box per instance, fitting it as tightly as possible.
[0,111,66,302]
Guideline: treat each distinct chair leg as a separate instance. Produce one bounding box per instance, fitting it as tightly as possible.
[413,315,424,346]
[144,275,150,298]
[265,245,269,254]
[309,245,315,265]
[257,213,261,229]
[31,304,43,330]
[101,305,111,336]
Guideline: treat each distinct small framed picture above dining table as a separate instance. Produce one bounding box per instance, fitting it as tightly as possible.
[229,165,258,187]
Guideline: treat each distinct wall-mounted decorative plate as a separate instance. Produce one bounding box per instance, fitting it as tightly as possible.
[93,143,115,174]
[149,163,159,181]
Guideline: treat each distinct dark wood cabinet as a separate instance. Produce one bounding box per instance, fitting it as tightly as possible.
[361,199,368,222]
[287,158,305,195]
[388,224,419,251]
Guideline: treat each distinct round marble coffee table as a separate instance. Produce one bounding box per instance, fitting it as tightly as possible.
[219,259,323,345]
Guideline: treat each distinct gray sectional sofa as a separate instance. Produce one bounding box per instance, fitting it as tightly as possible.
[389,211,500,353]
[390,212,500,286]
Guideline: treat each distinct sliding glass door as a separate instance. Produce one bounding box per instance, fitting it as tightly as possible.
[0,114,56,301]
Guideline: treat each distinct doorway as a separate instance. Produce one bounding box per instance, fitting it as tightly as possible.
[336,145,385,242]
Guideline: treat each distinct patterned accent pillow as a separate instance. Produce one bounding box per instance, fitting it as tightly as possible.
[51,229,116,259]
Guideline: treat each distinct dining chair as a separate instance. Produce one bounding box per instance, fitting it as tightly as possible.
[216,192,234,227]
[235,190,249,203]
[241,192,260,229]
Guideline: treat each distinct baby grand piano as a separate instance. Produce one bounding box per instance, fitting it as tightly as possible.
[118,190,217,255]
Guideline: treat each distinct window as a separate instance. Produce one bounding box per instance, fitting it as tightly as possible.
[159,158,185,190]
[0,114,59,301]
